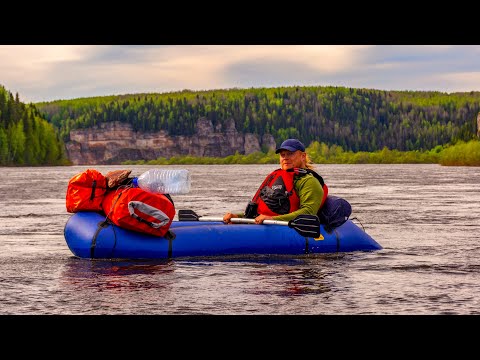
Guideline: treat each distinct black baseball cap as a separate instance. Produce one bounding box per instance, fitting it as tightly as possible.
[275,139,306,153]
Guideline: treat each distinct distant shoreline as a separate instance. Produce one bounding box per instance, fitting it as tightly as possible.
[121,140,480,167]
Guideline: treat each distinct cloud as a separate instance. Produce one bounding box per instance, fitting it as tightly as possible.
[1,45,479,103]
[434,71,480,92]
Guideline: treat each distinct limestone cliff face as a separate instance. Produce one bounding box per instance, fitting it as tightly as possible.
[65,118,277,165]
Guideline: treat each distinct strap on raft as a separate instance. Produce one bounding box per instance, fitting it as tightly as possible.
[90,219,112,258]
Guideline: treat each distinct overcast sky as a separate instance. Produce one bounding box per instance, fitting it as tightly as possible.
[1,45,480,104]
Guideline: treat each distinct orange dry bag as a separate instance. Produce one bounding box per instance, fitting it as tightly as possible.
[101,187,176,237]
[66,169,107,213]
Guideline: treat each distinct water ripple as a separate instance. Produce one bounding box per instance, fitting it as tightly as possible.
[0,164,479,314]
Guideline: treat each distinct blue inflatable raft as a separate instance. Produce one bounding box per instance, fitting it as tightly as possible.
[64,211,382,259]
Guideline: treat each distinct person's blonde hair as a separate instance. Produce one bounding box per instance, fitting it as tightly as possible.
[305,153,315,170]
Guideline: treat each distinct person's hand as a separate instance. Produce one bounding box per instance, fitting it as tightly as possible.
[255,214,273,224]
[223,212,238,224]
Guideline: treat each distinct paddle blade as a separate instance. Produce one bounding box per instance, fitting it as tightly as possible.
[178,209,200,221]
[288,214,321,238]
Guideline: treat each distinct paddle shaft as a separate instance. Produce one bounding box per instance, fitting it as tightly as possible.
[189,216,289,226]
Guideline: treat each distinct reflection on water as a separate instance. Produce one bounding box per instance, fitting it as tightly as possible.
[249,266,331,297]
[60,257,175,291]
[0,164,479,314]
[53,253,347,314]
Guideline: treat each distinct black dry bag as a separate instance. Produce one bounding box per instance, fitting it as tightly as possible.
[318,195,352,233]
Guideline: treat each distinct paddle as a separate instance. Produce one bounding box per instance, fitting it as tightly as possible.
[177,209,321,238]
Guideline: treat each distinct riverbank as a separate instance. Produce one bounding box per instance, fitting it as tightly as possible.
[122,140,480,167]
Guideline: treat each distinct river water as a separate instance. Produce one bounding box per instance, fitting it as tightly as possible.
[0,164,479,315]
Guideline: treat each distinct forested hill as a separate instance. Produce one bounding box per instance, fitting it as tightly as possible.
[36,86,480,153]
[0,85,68,166]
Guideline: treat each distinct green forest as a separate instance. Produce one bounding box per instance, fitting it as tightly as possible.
[1,83,480,166]
[37,86,480,153]
[0,85,68,166]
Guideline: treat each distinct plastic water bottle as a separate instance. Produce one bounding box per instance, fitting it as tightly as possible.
[132,169,191,194]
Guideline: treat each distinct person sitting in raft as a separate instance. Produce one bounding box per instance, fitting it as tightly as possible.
[223,138,329,225]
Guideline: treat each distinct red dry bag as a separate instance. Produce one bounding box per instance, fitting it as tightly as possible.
[66,169,107,213]
[101,187,176,237]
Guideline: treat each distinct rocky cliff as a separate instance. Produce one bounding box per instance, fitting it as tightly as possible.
[65,118,277,165]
